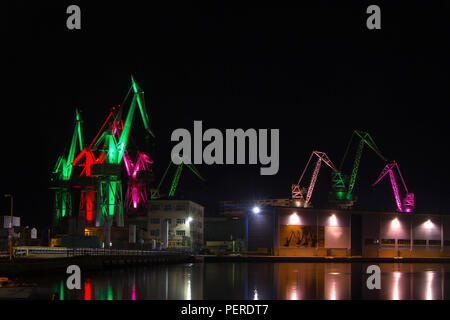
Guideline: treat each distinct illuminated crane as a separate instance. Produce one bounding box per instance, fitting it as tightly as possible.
[150,154,205,199]
[372,160,414,212]
[51,108,84,224]
[123,150,154,216]
[71,75,154,227]
[292,151,343,208]
[329,130,387,209]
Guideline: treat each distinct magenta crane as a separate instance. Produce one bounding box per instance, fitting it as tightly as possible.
[372,160,414,212]
[123,150,153,215]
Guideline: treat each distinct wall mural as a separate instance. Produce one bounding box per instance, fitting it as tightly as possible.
[280,225,324,248]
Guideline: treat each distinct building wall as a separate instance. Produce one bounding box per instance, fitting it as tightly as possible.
[247,207,450,257]
[362,213,450,257]
[147,199,204,251]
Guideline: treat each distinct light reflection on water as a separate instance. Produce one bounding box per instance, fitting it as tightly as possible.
[33,262,450,300]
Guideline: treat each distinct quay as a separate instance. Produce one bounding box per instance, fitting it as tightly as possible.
[0,247,193,276]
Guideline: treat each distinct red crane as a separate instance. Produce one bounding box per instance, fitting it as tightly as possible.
[372,160,414,212]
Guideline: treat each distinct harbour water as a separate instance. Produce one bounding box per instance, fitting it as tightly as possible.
[23,262,450,300]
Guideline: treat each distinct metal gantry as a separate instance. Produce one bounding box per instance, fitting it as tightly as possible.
[151,154,205,199]
[329,130,387,209]
[372,160,414,212]
[51,108,84,224]
[292,151,342,208]
[66,75,155,227]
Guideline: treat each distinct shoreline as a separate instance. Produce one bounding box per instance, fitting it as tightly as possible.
[199,255,450,263]
[3,254,450,277]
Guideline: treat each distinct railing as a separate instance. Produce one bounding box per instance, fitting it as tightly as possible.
[13,246,187,257]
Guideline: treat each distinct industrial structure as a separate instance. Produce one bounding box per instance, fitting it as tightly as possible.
[246,206,450,258]
[50,76,204,250]
[48,75,437,258]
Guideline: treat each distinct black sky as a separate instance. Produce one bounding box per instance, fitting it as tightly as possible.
[3,1,450,229]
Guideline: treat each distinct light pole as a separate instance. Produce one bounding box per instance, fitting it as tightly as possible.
[4,194,13,261]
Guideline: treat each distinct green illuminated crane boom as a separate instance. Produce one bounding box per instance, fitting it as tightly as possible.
[330,130,386,209]
[51,108,84,222]
[151,154,205,199]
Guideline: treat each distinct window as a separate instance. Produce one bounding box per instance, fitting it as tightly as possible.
[176,218,185,225]
[150,204,160,210]
[444,240,450,246]
[164,204,172,211]
[150,230,160,236]
[414,239,426,245]
[381,239,395,245]
[176,230,185,236]
[398,239,411,246]
[364,238,378,245]
[429,240,441,246]
[175,204,186,211]
[150,218,160,224]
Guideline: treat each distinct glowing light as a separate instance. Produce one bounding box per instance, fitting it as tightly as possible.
[391,217,401,229]
[426,271,434,300]
[188,217,193,223]
[392,272,401,300]
[329,214,338,226]
[131,285,136,300]
[424,219,433,229]
[84,278,91,300]
[329,280,337,300]
[289,212,301,225]
[252,206,261,214]
[253,289,259,300]
[289,289,298,300]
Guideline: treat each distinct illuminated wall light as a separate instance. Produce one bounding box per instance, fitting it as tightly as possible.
[391,217,401,229]
[424,219,434,229]
[289,212,301,225]
[252,206,261,214]
[188,217,193,224]
[329,214,338,227]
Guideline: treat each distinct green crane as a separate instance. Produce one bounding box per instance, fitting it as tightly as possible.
[151,154,205,199]
[51,108,84,222]
[330,130,387,209]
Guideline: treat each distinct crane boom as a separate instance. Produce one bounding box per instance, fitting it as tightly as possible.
[330,130,387,209]
[373,161,414,212]
[292,151,340,207]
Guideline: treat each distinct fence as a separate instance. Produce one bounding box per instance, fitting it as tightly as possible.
[13,246,185,257]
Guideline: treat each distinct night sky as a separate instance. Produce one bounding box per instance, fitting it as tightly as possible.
[3,1,450,230]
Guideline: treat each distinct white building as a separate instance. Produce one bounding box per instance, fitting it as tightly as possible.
[147,200,204,252]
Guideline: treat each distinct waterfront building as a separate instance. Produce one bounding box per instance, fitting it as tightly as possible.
[147,200,204,252]
[246,206,450,257]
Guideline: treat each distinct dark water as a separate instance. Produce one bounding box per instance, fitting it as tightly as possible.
[25,263,450,300]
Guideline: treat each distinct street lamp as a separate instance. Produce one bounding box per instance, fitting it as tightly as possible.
[4,194,13,261]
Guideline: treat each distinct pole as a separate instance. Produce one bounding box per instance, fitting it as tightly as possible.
[10,196,13,261]
[4,194,13,261]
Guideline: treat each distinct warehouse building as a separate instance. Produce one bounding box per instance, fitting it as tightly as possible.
[246,206,450,257]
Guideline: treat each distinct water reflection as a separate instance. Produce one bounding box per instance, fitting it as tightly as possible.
[33,262,450,300]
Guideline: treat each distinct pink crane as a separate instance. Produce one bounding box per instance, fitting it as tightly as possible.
[372,160,414,212]
[292,151,343,208]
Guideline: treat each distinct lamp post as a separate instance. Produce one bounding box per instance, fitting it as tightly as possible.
[4,194,13,261]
